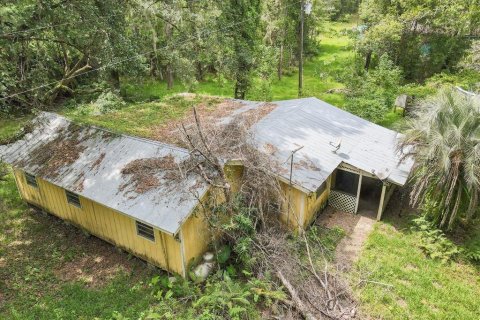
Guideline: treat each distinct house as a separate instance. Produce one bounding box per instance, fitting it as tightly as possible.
[224,97,414,231]
[0,112,215,277]
[0,97,414,275]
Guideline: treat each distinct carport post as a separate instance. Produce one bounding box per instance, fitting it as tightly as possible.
[354,173,362,213]
[376,183,387,220]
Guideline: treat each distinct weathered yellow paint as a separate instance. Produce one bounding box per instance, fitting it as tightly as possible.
[180,200,211,272]
[279,175,331,232]
[279,181,305,231]
[224,163,244,193]
[13,168,209,276]
[304,175,331,226]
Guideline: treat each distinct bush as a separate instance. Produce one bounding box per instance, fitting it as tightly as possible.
[412,216,462,263]
[129,272,285,320]
[344,54,402,123]
[74,90,126,116]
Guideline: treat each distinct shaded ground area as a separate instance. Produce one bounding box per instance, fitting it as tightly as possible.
[0,171,158,319]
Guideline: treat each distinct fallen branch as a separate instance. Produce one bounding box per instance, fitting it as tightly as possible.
[276,270,318,320]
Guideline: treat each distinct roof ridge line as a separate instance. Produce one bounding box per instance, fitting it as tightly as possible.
[39,111,191,155]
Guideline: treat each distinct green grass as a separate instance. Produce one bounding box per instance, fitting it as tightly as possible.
[0,116,33,143]
[0,170,158,319]
[63,95,224,138]
[355,215,480,320]
[58,21,356,137]
[119,21,354,106]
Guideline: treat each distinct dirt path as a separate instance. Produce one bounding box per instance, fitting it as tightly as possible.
[317,207,376,267]
[335,215,375,266]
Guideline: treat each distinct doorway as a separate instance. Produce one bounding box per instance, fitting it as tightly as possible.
[357,176,382,218]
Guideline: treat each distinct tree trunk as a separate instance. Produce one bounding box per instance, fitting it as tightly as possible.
[196,62,205,81]
[166,64,174,90]
[110,69,120,90]
[278,43,284,80]
[364,50,372,70]
[234,81,245,100]
[149,53,158,78]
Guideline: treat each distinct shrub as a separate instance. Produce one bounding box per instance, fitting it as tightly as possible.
[412,216,461,263]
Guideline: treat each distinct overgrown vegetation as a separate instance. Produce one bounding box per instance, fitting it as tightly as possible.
[2,0,480,318]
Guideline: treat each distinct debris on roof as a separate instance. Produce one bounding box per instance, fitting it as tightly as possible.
[120,155,180,194]
[0,112,208,235]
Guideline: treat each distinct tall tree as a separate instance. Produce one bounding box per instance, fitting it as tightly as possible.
[221,0,262,99]
[0,0,141,112]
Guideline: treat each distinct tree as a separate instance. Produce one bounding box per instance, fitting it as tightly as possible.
[220,0,262,99]
[0,0,141,112]
[462,40,480,73]
[345,54,402,122]
[357,0,480,81]
[400,88,480,230]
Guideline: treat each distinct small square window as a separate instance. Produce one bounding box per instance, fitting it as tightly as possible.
[136,221,155,241]
[25,173,38,188]
[65,190,81,208]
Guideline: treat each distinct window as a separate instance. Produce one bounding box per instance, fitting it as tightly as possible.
[136,221,155,241]
[25,173,38,188]
[316,181,327,199]
[65,190,81,208]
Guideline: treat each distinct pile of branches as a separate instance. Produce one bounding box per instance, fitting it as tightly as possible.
[254,226,357,320]
[175,105,358,319]
[178,105,283,226]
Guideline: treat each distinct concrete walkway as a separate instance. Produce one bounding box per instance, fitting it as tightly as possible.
[335,215,375,267]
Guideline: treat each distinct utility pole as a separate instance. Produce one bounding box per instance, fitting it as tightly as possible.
[298,0,304,98]
[298,1,312,98]
[286,145,304,229]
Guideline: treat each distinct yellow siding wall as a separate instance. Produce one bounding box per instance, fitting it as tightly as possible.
[224,163,244,193]
[280,175,331,231]
[279,182,306,230]
[13,169,187,275]
[304,175,331,226]
[181,200,211,272]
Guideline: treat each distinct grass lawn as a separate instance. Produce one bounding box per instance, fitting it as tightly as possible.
[0,170,158,319]
[63,95,223,138]
[355,214,480,320]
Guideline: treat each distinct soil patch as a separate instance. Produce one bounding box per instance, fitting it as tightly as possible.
[54,249,132,288]
[316,206,361,234]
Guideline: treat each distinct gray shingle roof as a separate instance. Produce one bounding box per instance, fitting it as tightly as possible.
[0,112,208,235]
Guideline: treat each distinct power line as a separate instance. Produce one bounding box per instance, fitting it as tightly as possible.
[2,0,302,101]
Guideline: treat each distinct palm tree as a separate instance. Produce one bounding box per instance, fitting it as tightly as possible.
[400,88,480,230]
